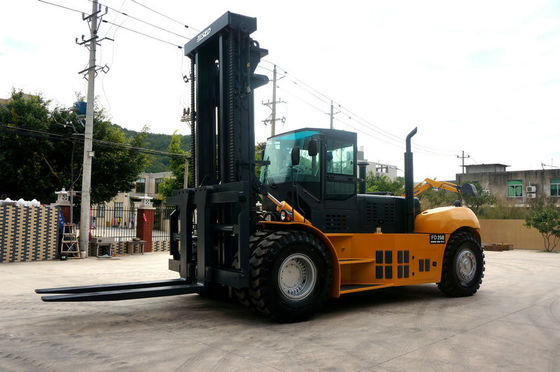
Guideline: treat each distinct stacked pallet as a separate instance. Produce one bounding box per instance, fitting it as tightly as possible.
[0,204,59,262]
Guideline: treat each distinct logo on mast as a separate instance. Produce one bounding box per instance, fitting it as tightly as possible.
[196,27,212,43]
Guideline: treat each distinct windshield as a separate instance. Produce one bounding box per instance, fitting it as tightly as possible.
[260,130,320,186]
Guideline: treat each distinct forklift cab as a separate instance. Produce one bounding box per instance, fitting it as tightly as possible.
[260,128,357,204]
[260,127,419,234]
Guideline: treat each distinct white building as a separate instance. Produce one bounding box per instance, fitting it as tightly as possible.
[357,147,398,180]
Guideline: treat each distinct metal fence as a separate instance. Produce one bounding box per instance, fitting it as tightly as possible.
[152,206,174,241]
[90,206,174,242]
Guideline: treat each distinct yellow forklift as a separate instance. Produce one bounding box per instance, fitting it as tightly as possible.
[37,12,484,322]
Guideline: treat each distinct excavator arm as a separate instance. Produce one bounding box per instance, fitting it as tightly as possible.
[406,178,478,198]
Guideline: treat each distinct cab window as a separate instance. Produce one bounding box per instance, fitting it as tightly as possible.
[326,139,355,200]
[326,140,354,175]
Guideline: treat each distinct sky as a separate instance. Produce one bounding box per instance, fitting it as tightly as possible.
[1,0,559,180]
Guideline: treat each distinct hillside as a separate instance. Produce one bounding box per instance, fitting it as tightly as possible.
[114,125,191,173]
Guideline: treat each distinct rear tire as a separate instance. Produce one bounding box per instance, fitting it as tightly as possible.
[438,231,485,297]
[249,230,332,322]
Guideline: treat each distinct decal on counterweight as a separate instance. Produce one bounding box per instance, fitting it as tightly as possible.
[430,234,446,244]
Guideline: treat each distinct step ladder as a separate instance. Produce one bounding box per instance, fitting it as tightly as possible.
[60,223,80,258]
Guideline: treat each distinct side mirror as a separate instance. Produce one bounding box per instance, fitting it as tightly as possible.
[461,183,478,197]
[291,146,300,166]
[307,139,318,157]
[258,149,265,161]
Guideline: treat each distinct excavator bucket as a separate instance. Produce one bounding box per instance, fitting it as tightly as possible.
[461,183,478,197]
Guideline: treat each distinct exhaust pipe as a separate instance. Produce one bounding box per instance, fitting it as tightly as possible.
[404,128,417,233]
[358,161,369,194]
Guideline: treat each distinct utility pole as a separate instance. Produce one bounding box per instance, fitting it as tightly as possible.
[184,157,189,188]
[328,100,340,129]
[330,100,334,129]
[77,0,109,257]
[271,64,277,136]
[262,64,285,136]
[457,150,470,174]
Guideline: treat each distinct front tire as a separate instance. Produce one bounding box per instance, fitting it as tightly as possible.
[249,231,332,322]
[233,230,272,307]
[438,231,485,297]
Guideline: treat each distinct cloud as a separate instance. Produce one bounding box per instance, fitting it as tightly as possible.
[542,78,560,86]
[468,48,503,67]
[2,37,39,54]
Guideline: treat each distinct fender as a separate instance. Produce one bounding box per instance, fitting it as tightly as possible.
[260,221,341,298]
[414,206,481,240]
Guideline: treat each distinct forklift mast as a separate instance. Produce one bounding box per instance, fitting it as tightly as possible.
[167,12,268,287]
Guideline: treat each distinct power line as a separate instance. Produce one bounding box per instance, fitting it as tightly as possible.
[262,61,431,149]
[258,66,424,151]
[0,124,189,158]
[259,61,456,156]
[37,0,184,49]
[130,0,200,32]
[86,0,192,40]
[101,19,183,48]
[37,0,86,14]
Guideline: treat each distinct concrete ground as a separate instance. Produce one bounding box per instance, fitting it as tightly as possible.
[1,250,559,371]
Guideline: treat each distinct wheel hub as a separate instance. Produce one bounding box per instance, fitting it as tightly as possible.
[278,253,317,300]
[456,249,477,285]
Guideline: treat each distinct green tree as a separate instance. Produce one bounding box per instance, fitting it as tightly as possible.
[525,198,560,252]
[0,90,147,204]
[158,131,188,198]
[366,174,405,195]
[255,141,266,180]
[117,124,191,173]
[418,188,458,209]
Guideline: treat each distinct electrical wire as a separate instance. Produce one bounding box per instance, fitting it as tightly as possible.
[130,0,200,32]
[262,62,414,145]
[101,19,183,48]
[0,124,189,158]
[36,0,183,49]
[98,0,130,113]
[37,0,86,14]
[259,61,456,156]
[104,0,127,35]
[86,0,192,40]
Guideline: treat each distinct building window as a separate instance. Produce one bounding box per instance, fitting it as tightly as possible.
[507,180,523,198]
[114,202,123,218]
[551,179,560,197]
[136,178,146,193]
[97,204,105,218]
[155,178,163,194]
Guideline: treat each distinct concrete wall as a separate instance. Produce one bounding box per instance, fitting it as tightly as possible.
[479,219,545,250]
[457,169,560,203]
[365,162,398,181]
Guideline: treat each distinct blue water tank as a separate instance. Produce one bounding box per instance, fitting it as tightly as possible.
[74,101,87,116]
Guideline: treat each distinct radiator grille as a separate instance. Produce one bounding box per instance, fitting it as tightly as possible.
[325,214,347,232]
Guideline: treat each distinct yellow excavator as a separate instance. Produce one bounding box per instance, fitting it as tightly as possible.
[410,178,478,198]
